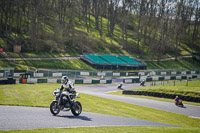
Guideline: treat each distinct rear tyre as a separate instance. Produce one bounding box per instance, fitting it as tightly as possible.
[71,101,82,116]
[50,101,60,116]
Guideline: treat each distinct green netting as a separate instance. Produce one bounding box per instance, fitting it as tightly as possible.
[85,54,109,64]
[119,56,140,65]
[83,54,146,67]
[99,55,127,65]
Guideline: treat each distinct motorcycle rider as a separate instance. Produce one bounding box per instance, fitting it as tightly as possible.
[175,96,180,102]
[174,96,180,105]
[60,76,76,103]
[140,79,145,86]
[61,76,76,92]
[50,76,82,116]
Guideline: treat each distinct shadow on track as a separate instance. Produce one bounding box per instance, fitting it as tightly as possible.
[57,115,92,121]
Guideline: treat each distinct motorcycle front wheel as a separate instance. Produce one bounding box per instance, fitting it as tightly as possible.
[50,101,60,116]
[71,101,82,116]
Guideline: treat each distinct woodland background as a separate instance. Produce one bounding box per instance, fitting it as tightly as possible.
[0,0,200,60]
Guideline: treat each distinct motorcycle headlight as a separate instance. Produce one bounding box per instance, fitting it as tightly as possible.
[53,92,60,97]
[53,88,60,96]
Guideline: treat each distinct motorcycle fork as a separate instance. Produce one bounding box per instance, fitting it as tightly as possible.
[66,95,74,107]
[57,93,63,105]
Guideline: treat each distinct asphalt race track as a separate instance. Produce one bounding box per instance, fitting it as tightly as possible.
[75,83,200,118]
[1,82,199,131]
[0,106,177,131]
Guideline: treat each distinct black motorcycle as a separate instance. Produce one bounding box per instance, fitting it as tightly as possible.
[50,83,82,116]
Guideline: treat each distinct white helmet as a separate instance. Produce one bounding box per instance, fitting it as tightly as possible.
[61,76,68,84]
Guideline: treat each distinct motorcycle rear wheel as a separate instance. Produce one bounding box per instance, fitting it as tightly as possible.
[71,101,82,116]
[50,101,60,116]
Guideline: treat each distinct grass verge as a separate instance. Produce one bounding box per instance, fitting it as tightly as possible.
[1,54,200,71]
[0,83,200,129]
[132,80,200,97]
[109,91,200,106]
[0,59,95,70]
[109,80,200,106]
[146,58,200,69]
[1,126,200,133]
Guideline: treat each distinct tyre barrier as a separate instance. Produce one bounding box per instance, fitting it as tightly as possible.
[0,79,16,85]
[122,90,200,103]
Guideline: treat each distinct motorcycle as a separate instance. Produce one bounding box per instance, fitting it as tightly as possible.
[117,83,123,89]
[174,99,184,107]
[50,82,82,116]
[140,80,145,86]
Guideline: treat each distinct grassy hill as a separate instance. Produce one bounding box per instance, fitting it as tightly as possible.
[0,57,199,71]
[1,1,200,71]
[0,8,199,58]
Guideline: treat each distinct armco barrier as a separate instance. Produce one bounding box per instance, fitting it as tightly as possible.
[1,69,200,78]
[123,78,140,83]
[37,79,47,83]
[75,80,84,84]
[25,74,199,84]
[123,90,200,103]
[92,80,100,84]
[25,78,112,84]
[123,75,199,83]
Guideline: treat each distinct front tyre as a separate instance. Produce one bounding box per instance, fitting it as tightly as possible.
[50,101,60,116]
[71,101,82,116]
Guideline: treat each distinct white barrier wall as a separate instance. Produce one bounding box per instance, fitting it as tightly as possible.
[152,77,159,81]
[150,71,156,76]
[80,72,90,76]
[171,72,177,75]
[113,73,120,76]
[83,79,92,84]
[97,72,106,76]
[100,80,107,84]
[191,71,196,74]
[14,73,21,77]
[52,73,62,77]
[124,79,132,83]
[161,72,167,75]
[34,73,44,77]
[176,76,182,80]
[181,71,186,75]
[27,78,37,83]
[48,79,57,83]
[138,72,145,76]
[164,76,171,80]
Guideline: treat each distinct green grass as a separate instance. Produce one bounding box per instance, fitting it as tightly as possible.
[1,57,200,71]
[109,80,200,106]
[0,59,95,70]
[132,80,200,97]
[0,52,72,58]
[0,83,200,129]
[146,58,200,70]
[109,91,200,106]
[1,126,200,133]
